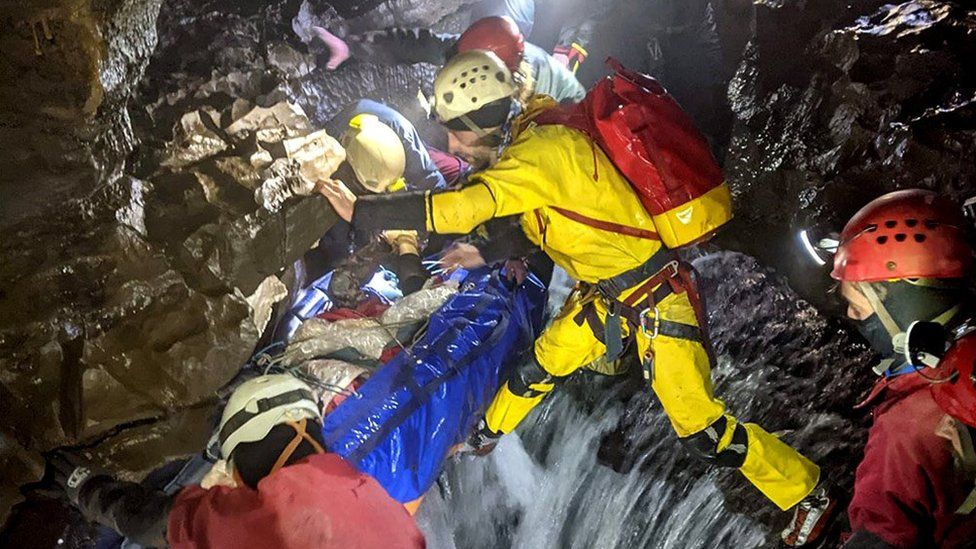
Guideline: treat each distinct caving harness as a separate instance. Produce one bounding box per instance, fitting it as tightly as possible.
[571,243,708,382]
[529,58,729,380]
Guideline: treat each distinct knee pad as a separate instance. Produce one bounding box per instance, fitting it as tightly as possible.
[679,415,748,468]
[508,357,559,398]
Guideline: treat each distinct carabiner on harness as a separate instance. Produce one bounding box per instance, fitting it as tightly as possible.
[640,306,661,338]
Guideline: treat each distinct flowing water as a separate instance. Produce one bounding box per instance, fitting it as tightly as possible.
[416,374,767,549]
[415,258,768,548]
[417,251,871,548]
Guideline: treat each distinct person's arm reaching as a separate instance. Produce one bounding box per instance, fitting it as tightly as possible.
[77,476,174,547]
[382,230,428,294]
[48,452,172,548]
[321,129,558,235]
[475,215,539,264]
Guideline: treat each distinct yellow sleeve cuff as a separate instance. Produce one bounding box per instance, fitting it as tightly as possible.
[426,183,497,234]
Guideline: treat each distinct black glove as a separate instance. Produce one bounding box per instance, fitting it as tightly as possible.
[466,419,502,456]
[43,451,172,547]
[396,253,429,295]
[46,450,103,506]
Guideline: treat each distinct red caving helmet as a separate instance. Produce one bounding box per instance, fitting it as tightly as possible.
[930,332,976,428]
[456,16,525,71]
[831,189,973,282]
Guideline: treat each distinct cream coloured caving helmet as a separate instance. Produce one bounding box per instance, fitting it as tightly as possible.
[217,374,321,462]
[432,49,518,134]
[341,113,407,193]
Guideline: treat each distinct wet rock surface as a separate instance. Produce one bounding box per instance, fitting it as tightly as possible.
[1,0,973,546]
[722,0,976,305]
[0,0,486,531]
[1,0,167,523]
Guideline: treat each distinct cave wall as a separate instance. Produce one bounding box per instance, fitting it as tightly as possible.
[1,0,166,521]
[1,0,973,541]
[722,0,976,304]
[0,0,484,529]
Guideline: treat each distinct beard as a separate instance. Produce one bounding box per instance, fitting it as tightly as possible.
[460,148,495,171]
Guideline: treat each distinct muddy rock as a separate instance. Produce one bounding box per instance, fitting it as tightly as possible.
[0,0,344,526]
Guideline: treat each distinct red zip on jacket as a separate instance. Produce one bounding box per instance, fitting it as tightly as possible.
[846,372,976,548]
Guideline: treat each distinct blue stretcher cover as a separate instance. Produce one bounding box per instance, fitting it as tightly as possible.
[322,268,546,502]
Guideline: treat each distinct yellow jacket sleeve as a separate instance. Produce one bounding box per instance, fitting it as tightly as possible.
[426,128,562,234]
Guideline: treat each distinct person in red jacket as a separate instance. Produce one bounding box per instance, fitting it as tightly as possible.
[829,189,976,548]
[47,374,425,548]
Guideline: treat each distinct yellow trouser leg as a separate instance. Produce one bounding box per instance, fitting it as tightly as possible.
[636,290,820,511]
[486,279,820,511]
[485,289,606,434]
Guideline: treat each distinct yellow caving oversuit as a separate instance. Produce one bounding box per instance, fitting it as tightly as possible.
[380,97,819,511]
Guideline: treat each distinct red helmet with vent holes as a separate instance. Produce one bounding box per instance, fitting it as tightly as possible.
[831,189,973,282]
[456,16,525,71]
[931,332,976,428]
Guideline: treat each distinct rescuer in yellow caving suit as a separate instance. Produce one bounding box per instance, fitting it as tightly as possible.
[319,49,829,543]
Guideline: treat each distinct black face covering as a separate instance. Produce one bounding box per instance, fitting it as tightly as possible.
[855,281,967,373]
[856,313,896,358]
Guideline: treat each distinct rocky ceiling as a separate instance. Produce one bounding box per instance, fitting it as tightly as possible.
[1,0,974,544]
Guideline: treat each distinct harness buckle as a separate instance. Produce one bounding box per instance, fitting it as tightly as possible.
[640,306,661,338]
[661,260,680,279]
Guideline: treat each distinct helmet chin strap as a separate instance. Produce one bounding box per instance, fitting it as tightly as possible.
[858,282,903,341]
[458,114,492,138]
[859,281,964,375]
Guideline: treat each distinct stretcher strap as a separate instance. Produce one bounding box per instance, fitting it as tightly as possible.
[343,284,503,464]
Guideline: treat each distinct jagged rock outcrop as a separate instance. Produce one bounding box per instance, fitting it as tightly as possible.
[2,0,974,545]
[0,0,489,532]
[722,0,976,304]
[0,0,349,525]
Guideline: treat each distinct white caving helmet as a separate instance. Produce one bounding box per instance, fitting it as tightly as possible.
[341,113,407,193]
[433,49,518,134]
[218,374,322,462]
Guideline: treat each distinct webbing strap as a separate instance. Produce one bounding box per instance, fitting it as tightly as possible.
[551,207,660,241]
[270,418,326,475]
[657,320,703,342]
[458,114,491,138]
[857,282,902,338]
[218,388,317,447]
[577,293,702,345]
[598,247,679,299]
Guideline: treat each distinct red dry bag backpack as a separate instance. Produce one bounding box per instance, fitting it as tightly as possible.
[535,58,732,248]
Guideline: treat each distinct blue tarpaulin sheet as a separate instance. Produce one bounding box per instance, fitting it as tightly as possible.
[322,268,546,502]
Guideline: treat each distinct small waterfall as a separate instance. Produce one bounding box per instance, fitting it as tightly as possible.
[417,380,767,548]
[418,251,873,547]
